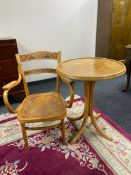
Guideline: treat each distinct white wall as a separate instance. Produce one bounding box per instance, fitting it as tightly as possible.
[0,0,98,82]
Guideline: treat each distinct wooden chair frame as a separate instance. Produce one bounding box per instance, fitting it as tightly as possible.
[2,51,74,148]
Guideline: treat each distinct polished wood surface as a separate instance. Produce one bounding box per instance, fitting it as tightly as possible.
[0,39,18,60]
[19,51,59,62]
[18,93,66,122]
[3,51,70,148]
[57,58,126,81]
[57,57,126,144]
[0,39,24,98]
[16,51,74,107]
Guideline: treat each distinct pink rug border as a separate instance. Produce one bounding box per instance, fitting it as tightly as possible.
[0,116,16,124]
[69,98,131,141]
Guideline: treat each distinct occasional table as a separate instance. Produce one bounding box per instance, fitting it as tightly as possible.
[56,58,126,144]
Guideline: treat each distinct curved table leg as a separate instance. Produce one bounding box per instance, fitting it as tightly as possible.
[70,81,90,144]
[89,81,113,141]
[70,117,88,144]
[70,81,113,144]
[93,112,101,120]
[68,106,101,121]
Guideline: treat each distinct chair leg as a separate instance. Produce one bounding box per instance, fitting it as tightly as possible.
[20,123,29,149]
[61,119,66,144]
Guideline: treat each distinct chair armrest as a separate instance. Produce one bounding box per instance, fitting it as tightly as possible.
[3,81,19,90]
[61,77,74,85]
[2,68,22,114]
[2,67,22,90]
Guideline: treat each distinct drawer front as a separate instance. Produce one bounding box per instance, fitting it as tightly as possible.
[0,75,24,94]
[0,59,18,77]
[0,39,18,60]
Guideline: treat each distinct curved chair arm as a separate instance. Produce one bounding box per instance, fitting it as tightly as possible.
[2,68,22,114]
[60,77,74,108]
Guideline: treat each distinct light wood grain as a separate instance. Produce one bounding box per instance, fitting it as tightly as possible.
[57,57,126,143]
[18,93,66,123]
[57,58,126,81]
[16,51,67,148]
[3,51,75,149]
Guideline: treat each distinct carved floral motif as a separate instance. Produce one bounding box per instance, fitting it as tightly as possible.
[0,160,27,175]
[10,122,108,175]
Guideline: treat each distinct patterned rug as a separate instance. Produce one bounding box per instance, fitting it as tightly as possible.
[0,98,131,175]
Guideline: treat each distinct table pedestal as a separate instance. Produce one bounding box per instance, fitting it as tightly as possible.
[68,81,113,144]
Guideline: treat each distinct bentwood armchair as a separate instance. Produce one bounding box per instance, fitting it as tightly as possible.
[2,51,74,149]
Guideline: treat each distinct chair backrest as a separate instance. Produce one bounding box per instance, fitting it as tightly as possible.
[16,51,61,96]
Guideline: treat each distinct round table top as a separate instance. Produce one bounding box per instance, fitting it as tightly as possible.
[56,57,126,81]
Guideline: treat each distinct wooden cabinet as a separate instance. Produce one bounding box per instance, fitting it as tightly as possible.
[0,39,25,99]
